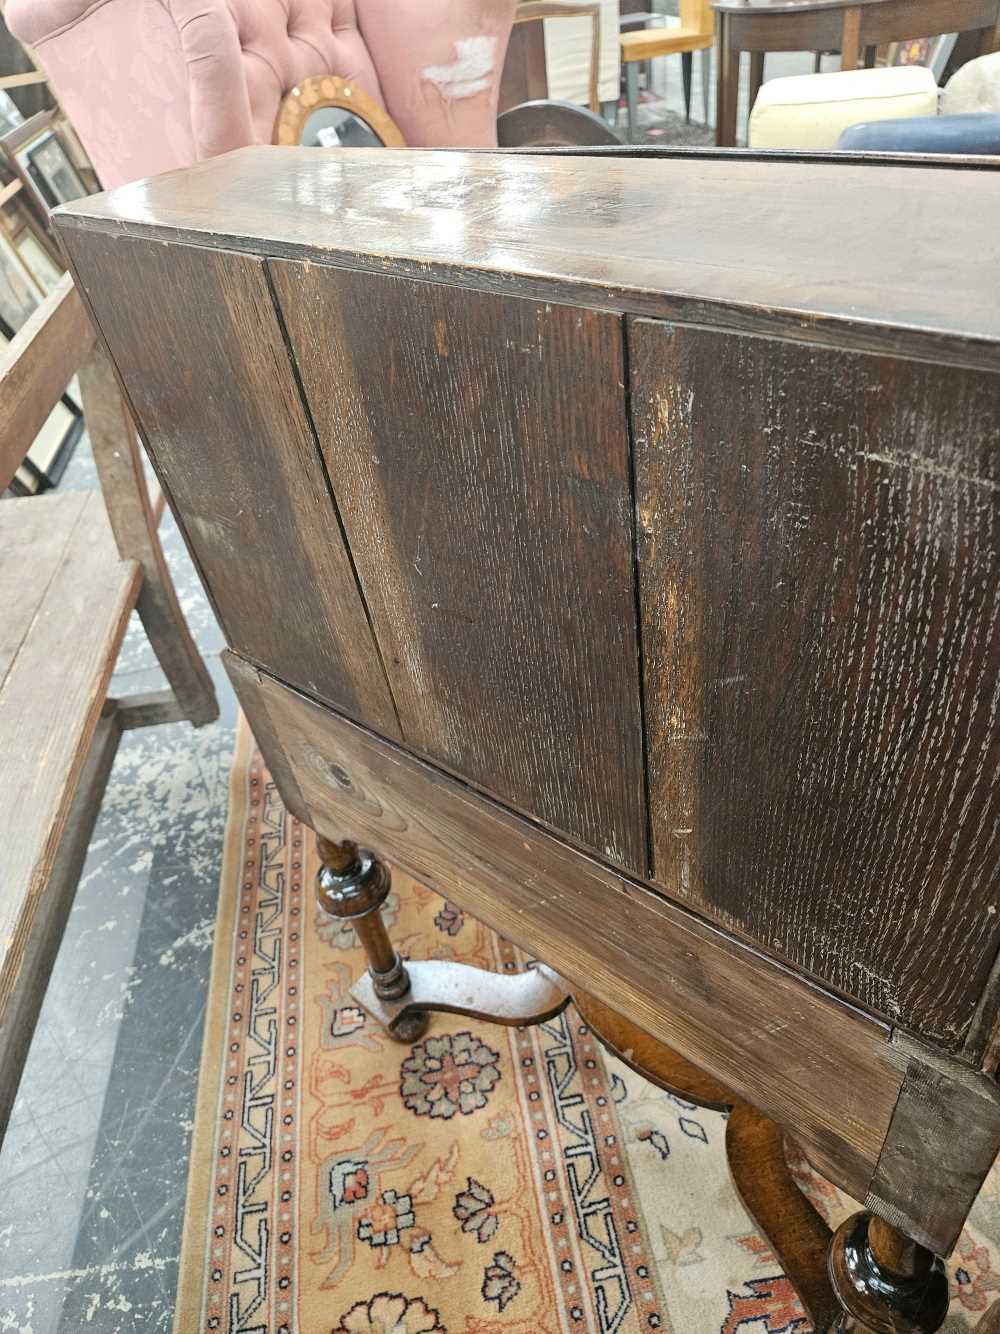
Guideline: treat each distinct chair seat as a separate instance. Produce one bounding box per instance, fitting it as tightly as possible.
[620,25,711,59]
[749,65,939,150]
[0,490,140,1028]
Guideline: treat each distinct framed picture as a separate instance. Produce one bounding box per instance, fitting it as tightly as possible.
[0,92,23,136]
[21,129,87,208]
[0,310,83,496]
[0,226,39,330]
[0,109,88,221]
[15,226,61,293]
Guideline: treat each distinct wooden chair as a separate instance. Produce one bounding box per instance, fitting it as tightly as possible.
[501,0,604,115]
[0,273,217,1137]
[620,0,713,134]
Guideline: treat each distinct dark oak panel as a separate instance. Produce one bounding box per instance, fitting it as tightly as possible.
[631,318,1000,1047]
[271,262,646,870]
[225,650,901,1202]
[60,228,400,739]
[54,147,1000,372]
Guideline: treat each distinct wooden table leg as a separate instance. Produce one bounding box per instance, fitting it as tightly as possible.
[749,50,765,116]
[715,16,740,146]
[840,6,861,68]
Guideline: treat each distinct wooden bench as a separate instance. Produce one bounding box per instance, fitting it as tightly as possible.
[0,273,217,1136]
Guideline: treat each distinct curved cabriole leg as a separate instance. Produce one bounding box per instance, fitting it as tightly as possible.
[315,837,571,1042]
[574,990,840,1330]
[828,1212,949,1333]
[574,991,956,1334]
[316,836,429,1043]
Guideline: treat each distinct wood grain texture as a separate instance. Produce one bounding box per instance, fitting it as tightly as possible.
[0,493,140,1029]
[52,148,1000,373]
[271,263,646,869]
[866,1037,1000,1255]
[630,318,1000,1047]
[0,273,95,494]
[59,227,400,739]
[0,712,122,1138]
[225,651,902,1201]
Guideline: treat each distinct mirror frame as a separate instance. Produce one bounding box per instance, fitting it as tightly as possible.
[273,76,406,149]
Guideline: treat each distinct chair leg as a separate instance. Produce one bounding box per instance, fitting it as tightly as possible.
[682,51,693,122]
[625,60,640,142]
[814,49,824,71]
[828,1212,949,1332]
[78,351,218,727]
[701,47,711,125]
[749,51,766,114]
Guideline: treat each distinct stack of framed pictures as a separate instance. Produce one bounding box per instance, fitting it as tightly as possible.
[2,108,88,215]
[0,106,91,495]
[0,242,84,495]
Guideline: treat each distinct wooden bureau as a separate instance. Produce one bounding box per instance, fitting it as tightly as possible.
[57,146,1000,1331]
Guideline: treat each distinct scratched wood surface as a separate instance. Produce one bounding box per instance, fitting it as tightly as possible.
[0,493,140,1057]
[867,1035,1000,1254]
[53,147,1000,372]
[271,262,646,870]
[630,318,1000,1048]
[226,651,903,1201]
[59,227,400,739]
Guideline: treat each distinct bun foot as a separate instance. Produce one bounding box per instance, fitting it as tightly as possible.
[828,1212,949,1333]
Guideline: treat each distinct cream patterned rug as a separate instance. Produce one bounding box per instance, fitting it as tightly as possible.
[175,717,1000,1332]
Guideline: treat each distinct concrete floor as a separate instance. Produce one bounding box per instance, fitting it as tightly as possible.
[0,439,238,1332]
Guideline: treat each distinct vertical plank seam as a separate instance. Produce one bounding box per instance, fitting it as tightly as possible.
[621,315,655,881]
[261,259,405,742]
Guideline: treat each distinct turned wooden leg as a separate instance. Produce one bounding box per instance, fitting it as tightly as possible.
[316,835,429,1043]
[828,1212,949,1333]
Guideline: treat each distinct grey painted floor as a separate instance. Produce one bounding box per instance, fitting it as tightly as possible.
[0,438,237,1333]
[0,53,827,1329]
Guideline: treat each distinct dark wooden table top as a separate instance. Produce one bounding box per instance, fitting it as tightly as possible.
[713,0,900,14]
[58,146,1000,370]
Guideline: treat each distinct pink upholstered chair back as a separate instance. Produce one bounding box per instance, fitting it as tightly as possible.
[6,0,515,188]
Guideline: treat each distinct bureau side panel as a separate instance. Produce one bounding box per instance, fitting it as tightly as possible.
[270,262,646,873]
[225,649,902,1204]
[630,318,1000,1048]
[61,228,400,738]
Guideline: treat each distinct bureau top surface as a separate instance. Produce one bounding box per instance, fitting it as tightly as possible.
[56,146,1000,367]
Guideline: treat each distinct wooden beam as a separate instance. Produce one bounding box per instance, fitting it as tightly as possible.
[0,273,94,494]
[0,178,23,207]
[78,350,218,727]
[111,689,188,730]
[0,712,121,1138]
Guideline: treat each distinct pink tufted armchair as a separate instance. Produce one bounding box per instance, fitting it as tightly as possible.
[6,0,517,189]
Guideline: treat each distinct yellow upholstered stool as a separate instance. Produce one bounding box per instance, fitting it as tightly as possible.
[748,65,938,150]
